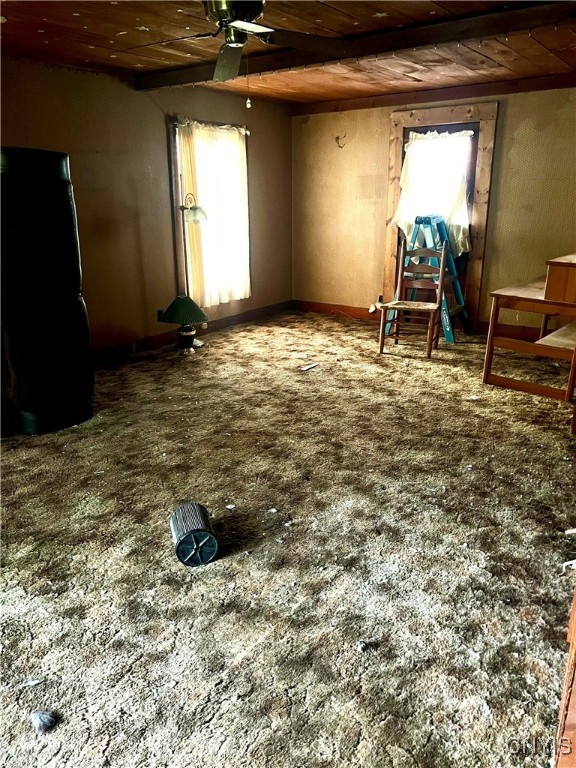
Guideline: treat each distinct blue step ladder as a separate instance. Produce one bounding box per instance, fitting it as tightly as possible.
[386,215,470,344]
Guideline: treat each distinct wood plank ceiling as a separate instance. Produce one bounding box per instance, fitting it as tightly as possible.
[1,1,575,105]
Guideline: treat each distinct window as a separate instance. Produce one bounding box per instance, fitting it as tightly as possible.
[384,103,498,326]
[393,128,475,256]
[172,117,251,309]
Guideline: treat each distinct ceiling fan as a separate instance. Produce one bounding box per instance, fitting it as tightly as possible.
[199,0,362,82]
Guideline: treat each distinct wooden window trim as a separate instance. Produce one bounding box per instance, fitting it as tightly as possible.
[383,102,498,328]
[167,118,187,296]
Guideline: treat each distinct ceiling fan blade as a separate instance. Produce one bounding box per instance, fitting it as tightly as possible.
[213,43,244,82]
[229,19,274,34]
[255,28,362,59]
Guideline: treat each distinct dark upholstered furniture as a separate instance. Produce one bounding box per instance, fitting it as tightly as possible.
[1,147,93,435]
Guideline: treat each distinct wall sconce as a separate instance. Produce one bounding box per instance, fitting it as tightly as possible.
[157,296,209,354]
[180,192,207,224]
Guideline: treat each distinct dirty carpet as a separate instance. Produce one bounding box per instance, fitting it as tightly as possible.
[2,312,576,768]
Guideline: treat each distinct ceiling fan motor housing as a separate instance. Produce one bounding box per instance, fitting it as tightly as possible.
[224,27,247,47]
[203,0,265,27]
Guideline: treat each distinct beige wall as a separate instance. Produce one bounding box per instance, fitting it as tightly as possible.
[1,58,292,349]
[292,88,576,325]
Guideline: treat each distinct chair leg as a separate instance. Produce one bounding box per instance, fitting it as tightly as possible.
[394,311,401,346]
[426,312,435,358]
[436,311,442,349]
[433,312,441,349]
[379,310,385,353]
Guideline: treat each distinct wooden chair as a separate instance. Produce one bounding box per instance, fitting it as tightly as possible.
[378,239,449,358]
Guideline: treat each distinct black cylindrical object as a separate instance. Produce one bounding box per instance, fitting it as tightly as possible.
[1,147,94,435]
[170,502,219,567]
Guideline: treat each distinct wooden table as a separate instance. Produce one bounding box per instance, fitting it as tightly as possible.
[482,275,576,434]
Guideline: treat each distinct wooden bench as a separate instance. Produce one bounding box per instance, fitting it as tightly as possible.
[483,275,576,435]
[484,319,576,401]
[534,320,576,401]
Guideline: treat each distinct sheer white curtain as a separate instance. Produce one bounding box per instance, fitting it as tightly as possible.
[392,130,473,255]
[176,118,251,308]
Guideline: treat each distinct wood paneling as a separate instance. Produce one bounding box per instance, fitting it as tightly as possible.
[1,2,575,102]
[290,72,576,113]
[195,19,576,103]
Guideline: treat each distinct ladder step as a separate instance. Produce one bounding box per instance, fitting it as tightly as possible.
[405,215,470,344]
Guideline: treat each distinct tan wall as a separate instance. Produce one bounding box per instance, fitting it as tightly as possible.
[483,89,576,325]
[292,88,576,325]
[1,58,292,349]
[292,109,390,307]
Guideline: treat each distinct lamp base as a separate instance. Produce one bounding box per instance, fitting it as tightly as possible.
[177,325,197,350]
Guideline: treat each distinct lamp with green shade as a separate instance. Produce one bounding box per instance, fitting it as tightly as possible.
[157,296,209,353]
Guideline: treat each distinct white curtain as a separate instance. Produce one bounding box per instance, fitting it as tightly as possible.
[392,130,473,255]
[176,118,251,308]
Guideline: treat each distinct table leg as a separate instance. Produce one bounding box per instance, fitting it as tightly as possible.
[567,347,576,402]
[483,297,499,383]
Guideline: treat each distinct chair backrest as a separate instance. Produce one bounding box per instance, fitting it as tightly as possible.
[395,241,449,309]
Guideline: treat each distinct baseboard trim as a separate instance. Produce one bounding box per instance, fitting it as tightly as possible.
[202,301,295,332]
[294,300,379,323]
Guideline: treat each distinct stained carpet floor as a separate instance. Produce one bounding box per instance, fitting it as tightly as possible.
[2,312,576,768]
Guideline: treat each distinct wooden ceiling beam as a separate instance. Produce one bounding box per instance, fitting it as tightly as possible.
[133,2,576,90]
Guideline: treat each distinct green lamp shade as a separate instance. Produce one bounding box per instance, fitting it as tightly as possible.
[157,296,208,325]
